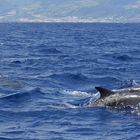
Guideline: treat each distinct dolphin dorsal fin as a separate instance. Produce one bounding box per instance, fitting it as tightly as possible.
[95,87,114,98]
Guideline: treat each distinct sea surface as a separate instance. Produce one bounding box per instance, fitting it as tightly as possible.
[0,23,140,140]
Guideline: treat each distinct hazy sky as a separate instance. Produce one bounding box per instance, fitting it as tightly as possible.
[0,0,140,22]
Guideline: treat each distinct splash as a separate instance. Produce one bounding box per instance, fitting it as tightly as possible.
[130,103,140,116]
[62,90,100,108]
[63,90,92,97]
[120,80,138,88]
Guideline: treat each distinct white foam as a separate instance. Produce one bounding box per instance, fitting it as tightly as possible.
[63,102,78,108]
[63,90,92,97]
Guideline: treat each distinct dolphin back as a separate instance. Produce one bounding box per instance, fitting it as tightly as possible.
[95,87,115,98]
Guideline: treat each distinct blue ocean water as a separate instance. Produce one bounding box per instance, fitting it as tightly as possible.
[0,23,140,140]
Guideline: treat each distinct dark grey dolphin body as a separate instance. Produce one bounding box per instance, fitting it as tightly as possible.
[88,86,140,108]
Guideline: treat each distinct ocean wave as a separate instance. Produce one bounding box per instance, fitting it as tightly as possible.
[39,48,62,54]
[0,76,31,90]
[0,87,45,101]
[48,73,89,81]
[113,54,132,61]
[10,60,22,64]
[93,76,120,88]
[0,137,26,140]
[47,73,93,90]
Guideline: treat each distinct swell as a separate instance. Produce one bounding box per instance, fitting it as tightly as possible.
[48,73,89,81]
[47,73,92,89]
[0,88,45,102]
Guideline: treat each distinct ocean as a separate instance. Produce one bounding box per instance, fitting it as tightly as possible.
[0,23,140,140]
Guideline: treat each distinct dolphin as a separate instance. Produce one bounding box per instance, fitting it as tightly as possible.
[88,86,140,108]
